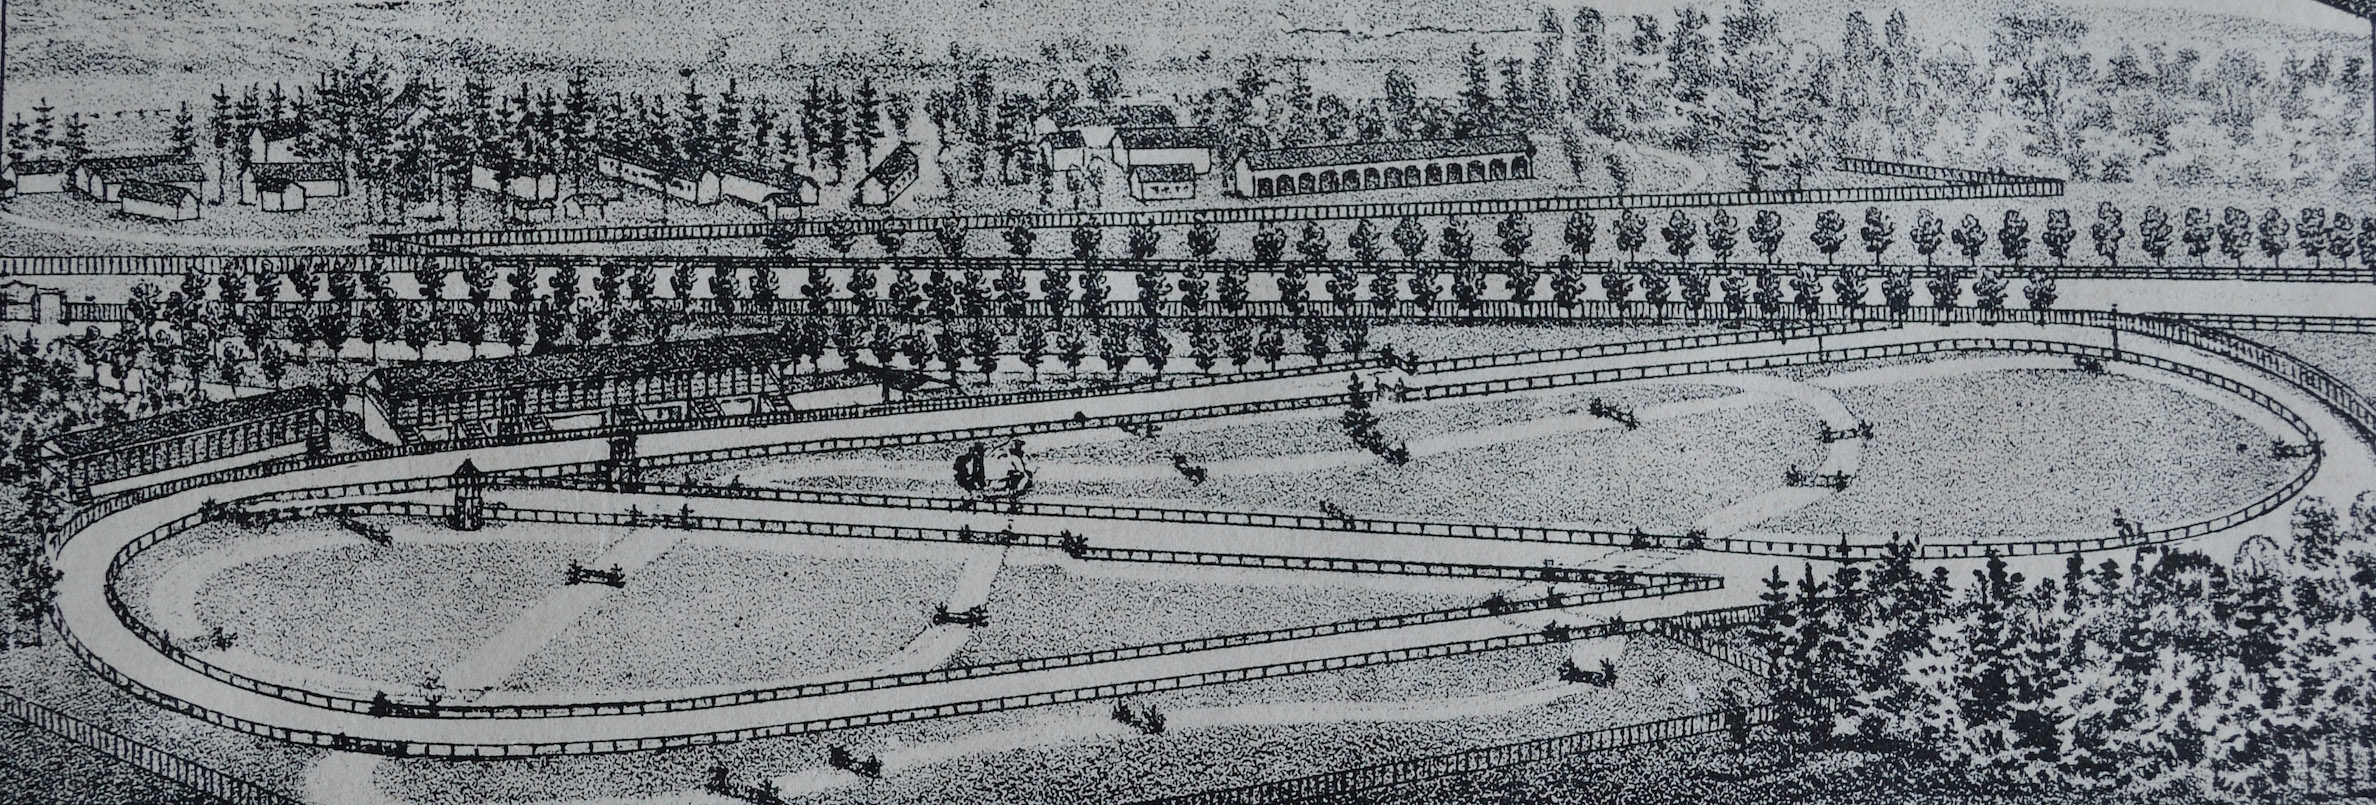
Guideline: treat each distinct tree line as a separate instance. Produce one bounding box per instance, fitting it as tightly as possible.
[1751,495,2376,800]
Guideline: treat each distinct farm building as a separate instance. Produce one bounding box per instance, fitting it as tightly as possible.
[1040,130,1091,173]
[70,154,181,197]
[597,146,721,205]
[89,162,206,202]
[43,387,327,500]
[1231,134,1534,198]
[1110,127,1218,173]
[471,157,561,201]
[255,178,307,212]
[1032,105,1178,150]
[563,192,622,219]
[118,180,202,221]
[1128,164,1197,201]
[240,162,347,204]
[714,158,819,210]
[2,159,68,195]
[855,144,919,207]
[248,119,310,163]
[357,334,898,443]
[764,182,823,220]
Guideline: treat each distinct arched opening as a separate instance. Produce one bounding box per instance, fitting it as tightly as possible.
[1489,159,1507,180]
[1444,162,1463,183]
[1298,173,1316,194]
[1466,160,1484,181]
[1511,155,1531,179]
[1363,167,1380,188]
[1382,167,1402,187]
[1426,164,1443,185]
[1318,171,1339,192]
[1256,177,1274,196]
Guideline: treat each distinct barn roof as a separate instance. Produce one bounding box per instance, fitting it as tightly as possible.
[601,144,715,180]
[77,154,181,173]
[253,119,310,141]
[1237,134,1533,172]
[1040,130,1087,150]
[246,161,346,183]
[1132,163,1195,183]
[48,387,324,457]
[863,144,919,186]
[112,162,206,184]
[7,158,66,175]
[1046,105,1176,129]
[1115,127,1218,151]
[371,333,824,398]
[116,179,196,206]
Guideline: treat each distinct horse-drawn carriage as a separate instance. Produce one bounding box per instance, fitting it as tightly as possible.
[565,561,627,588]
[954,439,1034,501]
[932,603,990,627]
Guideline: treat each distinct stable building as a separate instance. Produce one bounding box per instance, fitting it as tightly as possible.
[89,162,206,202]
[2,159,68,195]
[855,144,919,207]
[254,178,308,212]
[1040,130,1090,174]
[117,180,202,222]
[596,146,721,205]
[764,182,823,220]
[713,158,818,211]
[1032,105,1178,151]
[470,157,561,201]
[248,119,310,163]
[43,387,327,500]
[1128,163,1197,201]
[70,154,180,197]
[358,334,890,443]
[1110,127,1218,174]
[240,161,347,204]
[1231,133,1534,198]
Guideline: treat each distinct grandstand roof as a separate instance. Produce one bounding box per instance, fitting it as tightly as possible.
[370,334,821,398]
[47,387,325,457]
[246,161,346,183]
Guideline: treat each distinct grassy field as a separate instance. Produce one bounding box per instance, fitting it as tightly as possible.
[371,640,1747,805]
[746,382,1812,532]
[1763,361,2294,540]
[2251,331,2376,399]
[950,557,1491,667]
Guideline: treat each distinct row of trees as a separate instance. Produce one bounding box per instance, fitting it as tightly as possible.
[1752,495,2376,800]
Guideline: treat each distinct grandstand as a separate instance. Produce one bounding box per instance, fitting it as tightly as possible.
[356,335,892,443]
[42,388,329,501]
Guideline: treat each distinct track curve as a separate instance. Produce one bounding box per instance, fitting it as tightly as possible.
[47,318,2376,757]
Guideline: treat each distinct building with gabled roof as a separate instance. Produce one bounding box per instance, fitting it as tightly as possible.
[597,144,722,205]
[2,159,68,195]
[117,180,202,221]
[249,119,311,163]
[240,161,347,204]
[1128,163,1197,201]
[1034,105,1179,150]
[1231,133,1533,198]
[255,178,307,212]
[86,162,206,202]
[855,144,919,207]
[1040,129,1091,173]
[70,154,180,197]
[712,157,820,213]
[471,156,561,201]
[44,387,327,499]
[1111,127,1219,174]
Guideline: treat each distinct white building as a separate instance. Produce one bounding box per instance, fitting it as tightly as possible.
[248,119,310,163]
[471,157,561,201]
[2,159,68,195]
[1031,105,1177,151]
[1128,163,1197,201]
[118,180,201,222]
[855,144,919,207]
[1110,127,1218,174]
[596,146,721,205]
[239,162,347,204]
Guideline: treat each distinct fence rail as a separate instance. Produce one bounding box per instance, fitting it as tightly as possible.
[1135,703,1778,805]
[96,490,1719,721]
[368,159,2059,253]
[0,687,302,805]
